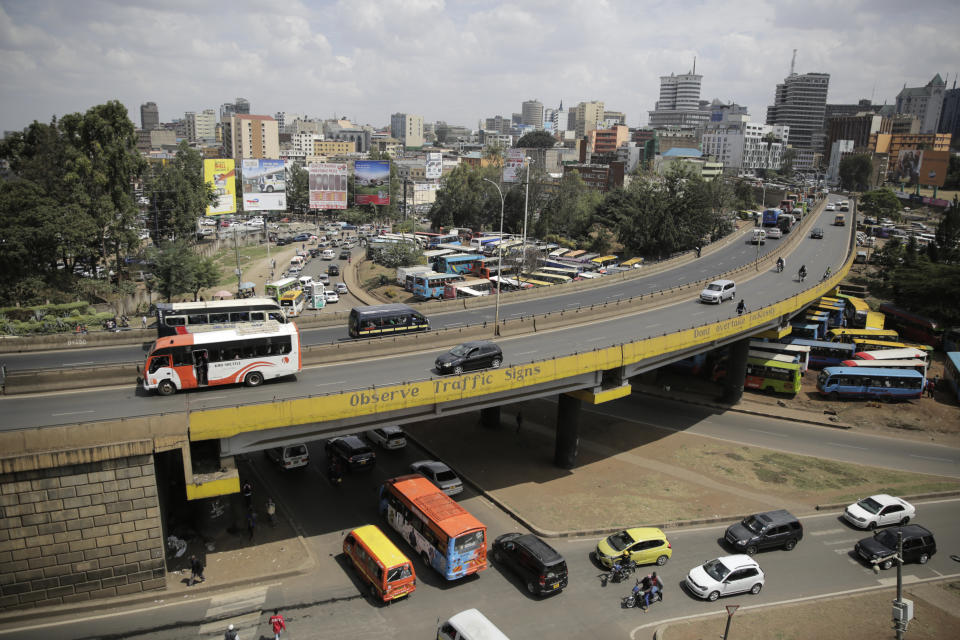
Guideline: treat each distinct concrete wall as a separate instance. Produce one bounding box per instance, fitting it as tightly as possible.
[0,454,164,610]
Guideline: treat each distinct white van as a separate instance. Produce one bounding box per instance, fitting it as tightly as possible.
[322,249,336,260]
[437,609,510,640]
[290,255,305,269]
[751,229,766,244]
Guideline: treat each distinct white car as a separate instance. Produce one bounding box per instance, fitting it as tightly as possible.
[766,227,782,239]
[324,290,339,303]
[685,555,764,601]
[366,425,407,450]
[826,203,836,211]
[322,249,336,260]
[410,460,463,496]
[335,283,348,295]
[699,279,736,304]
[843,494,915,530]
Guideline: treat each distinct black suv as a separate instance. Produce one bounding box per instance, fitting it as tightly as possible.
[325,435,376,471]
[492,533,568,596]
[328,264,340,276]
[435,341,503,375]
[724,509,803,555]
[855,524,936,570]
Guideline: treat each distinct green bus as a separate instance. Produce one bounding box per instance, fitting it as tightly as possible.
[744,356,802,395]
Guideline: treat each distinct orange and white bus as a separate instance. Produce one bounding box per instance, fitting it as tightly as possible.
[140,323,301,396]
[378,475,487,580]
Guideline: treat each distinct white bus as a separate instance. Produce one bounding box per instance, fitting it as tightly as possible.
[839,358,928,376]
[155,298,285,338]
[853,348,928,363]
[750,340,811,372]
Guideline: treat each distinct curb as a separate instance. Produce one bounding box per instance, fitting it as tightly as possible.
[815,489,960,511]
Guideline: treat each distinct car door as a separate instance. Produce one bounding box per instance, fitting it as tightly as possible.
[464,346,481,370]
[901,536,921,563]
[722,567,753,595]
[877,504,903,527]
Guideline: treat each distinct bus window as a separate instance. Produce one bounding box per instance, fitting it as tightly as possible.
[210,312,229,323]
[230,311,251,322]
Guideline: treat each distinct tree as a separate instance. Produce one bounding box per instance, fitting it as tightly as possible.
[430,164,497,231]
[515,130,557,148]
[150,241,197,302]
[535,170,599,240]
[733,179,755,210]
[187,252,220,301]
[286,163,309,216]
[144,141,213,243]
[838,154,873,191]
[859,188,901,221]
[778,148,795,180]
[483,144,505,168]
[377,241,423,268]
[933,196,960,263]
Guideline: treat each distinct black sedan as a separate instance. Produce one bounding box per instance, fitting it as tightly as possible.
[435,341,502,375]
[810,227,824,239]
[325,435,376,471]
[328,264,340,276]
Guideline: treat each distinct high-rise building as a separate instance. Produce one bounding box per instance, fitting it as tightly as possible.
[574,101,605,138]
[521,100,544,129]
[234,98,250,115]
[390,113,424,149]
[765,69,830,170]
[648,70,709,128]
[223,114,279,161]
[140,102,159,131]
[896,74,946,134]
[702,117,790,174]
[823,112,890,157]
[938,82,960,147]
[185,109,217,143]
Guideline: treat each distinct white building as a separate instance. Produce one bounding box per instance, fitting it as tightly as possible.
[292,132,322,155]
[825,139,854,185]
[701,115,790,174]
[184,109,217,143]
[390,113,425,149]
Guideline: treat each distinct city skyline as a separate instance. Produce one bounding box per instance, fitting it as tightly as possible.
[1,0,958,134]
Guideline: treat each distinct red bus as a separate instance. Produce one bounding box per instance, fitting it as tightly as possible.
[878,303,942,348]
[378,475,486,580]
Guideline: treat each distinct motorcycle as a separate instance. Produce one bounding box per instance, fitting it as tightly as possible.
[600,557,637,586]
[621,579,663,609]
[327,462,343,486]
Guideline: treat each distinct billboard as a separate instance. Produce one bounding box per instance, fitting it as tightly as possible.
[503,149,525,183]
[308,162,348,210]
[354,160,390,205]
[893,150,949,187]
[425,152,442,179]
[204,159,236,215]
[241,159,286,211]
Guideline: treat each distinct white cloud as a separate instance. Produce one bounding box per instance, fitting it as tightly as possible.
[0,0,957,133]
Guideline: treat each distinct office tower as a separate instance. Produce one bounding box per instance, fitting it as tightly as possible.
[648,70,708,128]
[140,102,159,131]
[765,67,830,170]
[390,113,425,148]
[521,100,544,129]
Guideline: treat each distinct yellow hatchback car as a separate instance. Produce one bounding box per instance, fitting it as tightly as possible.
[596,527,672,568]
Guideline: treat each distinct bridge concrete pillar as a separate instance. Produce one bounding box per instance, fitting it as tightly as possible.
[554,394,581,469]
[480,406,501,429]
[720,338,750,404]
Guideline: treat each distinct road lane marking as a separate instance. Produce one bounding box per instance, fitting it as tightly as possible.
[51,410,95,416]
[63,362,96,367]
[909,454,956,463]
[587,336,608,342]
[827,441,868,450]
[514,350,537,356]
[316,381,347,386]
[748,428,787,437]
[811,528,847,536]
[198,611,261,636]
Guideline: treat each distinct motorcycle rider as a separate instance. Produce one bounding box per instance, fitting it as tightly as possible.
[776,256,784,272]
[799,264,807,282]
[822,265,832,280]
[737,299,746,315]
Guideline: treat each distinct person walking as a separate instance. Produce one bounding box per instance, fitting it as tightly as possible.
[188,554,205,586]
[266,497,277,527]
[141,315,148,329]
[247,509,257,542]
[269,610,287,640]
[695,245,702,258]
[242,481,253,509]
[926,378,936,398]
[224,623,239,640]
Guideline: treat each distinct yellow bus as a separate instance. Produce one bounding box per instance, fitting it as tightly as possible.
[590,255,619,269]
[343,525,416,603]
[825,328,899,344]
[279,289,306,318]
[852,338,934,354]
[620,257,644,268]
[521,276,554,287]
[527,271,572,285]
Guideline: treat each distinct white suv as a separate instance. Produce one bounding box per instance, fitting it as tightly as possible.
[685,555,764,601]
[700,279,736,304]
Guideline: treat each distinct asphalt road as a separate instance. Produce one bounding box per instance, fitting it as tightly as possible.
[4,425,956,640]
[1,198,836,373]
[0,202,851,431]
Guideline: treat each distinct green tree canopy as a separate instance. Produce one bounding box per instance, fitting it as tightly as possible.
[859,187,901,221]
[838,154,873,191]
[144,141,213,243]
[515,130,557,148]
[286,163,308,216]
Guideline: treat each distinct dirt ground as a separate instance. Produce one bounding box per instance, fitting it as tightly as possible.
[660,580,960,640]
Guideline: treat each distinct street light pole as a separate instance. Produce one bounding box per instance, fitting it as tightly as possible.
[521,157,532,276]
[482,177,505,337]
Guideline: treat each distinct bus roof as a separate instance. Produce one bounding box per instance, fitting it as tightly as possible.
[446,610,510,640]
[266,277,299,287]
[350,303,417,316]
[784,337,856,349]
[747,354,800,369]
[387,475,483,538]
[854,348,927,361]
[822,366,923,378]
[522,278,553,287]
[590,255,619,264]
[156,297,279,311]
[349,525,411,569]
[853,338,933,352]
[748,350,797,364]
[750,340,810,353]
[620,257,644,267]
[564,250,586,258]
[279,290,304,300]
[841,359,927,368]
[148,322,295,350]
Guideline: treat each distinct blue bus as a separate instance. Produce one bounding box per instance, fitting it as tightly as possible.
[782,338,856,369]
[762,208,782,227]
[816,366,924,401]
[789,322,822,340]
[412,272,464,300]
[435,253,483,274]
[944,352,960,403]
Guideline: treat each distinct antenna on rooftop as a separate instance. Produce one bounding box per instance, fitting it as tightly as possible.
[693,56,696,75]
[789,49,797,75]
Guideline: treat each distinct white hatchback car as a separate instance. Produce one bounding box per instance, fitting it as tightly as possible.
[699,279,736,304]
[366,425,407,450]
[685,555,764,601]
[766,227,782,239]
[843,494,915,529]
[324,290,339,303]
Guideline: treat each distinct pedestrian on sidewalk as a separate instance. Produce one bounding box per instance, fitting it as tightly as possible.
[242,481,253,509]
[269,609,287,640]
[266,497,277,527]
[695,245,702,258]
[515,410,523,434]
[141,315,148,329]
[224,623,239,640]
[926,378,936,398]
[247,509,257,542]
[188,554,205,586]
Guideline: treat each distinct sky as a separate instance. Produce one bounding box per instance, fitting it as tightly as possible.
[1,0,959,134]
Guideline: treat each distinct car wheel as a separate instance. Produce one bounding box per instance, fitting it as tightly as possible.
[899,517,910,526]
[656,555,668,566]
[750,583,763,595]
[784,539,797,551]
[868,522,877,530]
[245,371,264,387]
[880,559,894,570]
[491,357,502,368]
[526,581,537,595]
[745,545,758,555]
[453,365,464,375]
[157,380,176,396]
[918,553,929,564]
[708,590,720,602]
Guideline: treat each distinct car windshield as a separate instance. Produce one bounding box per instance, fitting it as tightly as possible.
[607,531,635,552]
[857,497,883,514]
[288,445,307,457]
[435,470,458,482]
[706,284,722,292]
[449,345,471,357]
[742,516,764,533]
[703,559,731,581]
[453,530,485,553]
[874,530,898,547]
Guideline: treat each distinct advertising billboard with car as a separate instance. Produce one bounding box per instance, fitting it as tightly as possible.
[308,162,348,210]
[204,159,236,215]
[354,160,390,205]
[241,159,286,211]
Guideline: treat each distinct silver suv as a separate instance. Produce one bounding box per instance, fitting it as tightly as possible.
[699,279,736,304]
